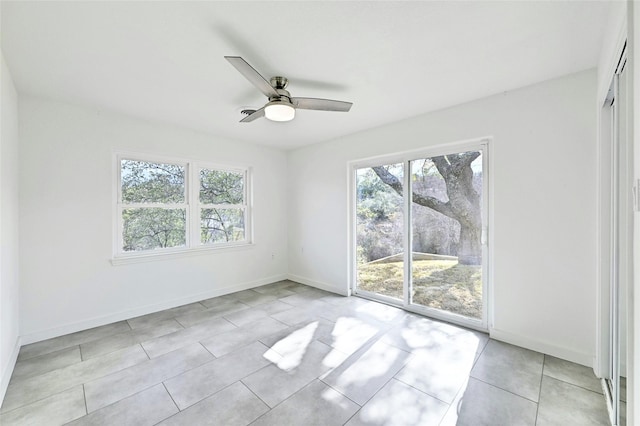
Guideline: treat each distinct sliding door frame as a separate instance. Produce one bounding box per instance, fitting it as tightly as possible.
[348,137,492,332]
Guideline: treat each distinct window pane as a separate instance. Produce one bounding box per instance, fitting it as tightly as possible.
[201,208,245,244]
[122,208,186,251]
[200,169,244,205]
[355,164,404,300]
[121,160,185,203]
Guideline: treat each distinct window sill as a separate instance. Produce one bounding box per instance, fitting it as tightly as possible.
[110,242,255,266]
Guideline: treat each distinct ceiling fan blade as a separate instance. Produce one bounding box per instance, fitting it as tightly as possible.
[239,106,265,123]
[292,97,353,112]
[225,56,279,99]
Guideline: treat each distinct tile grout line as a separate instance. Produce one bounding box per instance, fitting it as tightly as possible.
[534,355,546,424]
[162,382,182,412]
[240,378,273,410]
[470,376,541,405]
[139,343,151,360]
[198,341,217,359]
[393,374,453,406]
[542,372,608,396]
[82,384,88,416]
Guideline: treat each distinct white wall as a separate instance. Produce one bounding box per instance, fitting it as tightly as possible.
[288,70,598,366]
[630,0,639,422]
[0,52,21,402]
[18,96,288,341]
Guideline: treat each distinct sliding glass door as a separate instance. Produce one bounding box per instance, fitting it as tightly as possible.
[353,142,488,330]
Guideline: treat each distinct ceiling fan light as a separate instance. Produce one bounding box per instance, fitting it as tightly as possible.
[265,102,295,122]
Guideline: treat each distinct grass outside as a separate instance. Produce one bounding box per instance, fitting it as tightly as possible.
[357,259,482,319]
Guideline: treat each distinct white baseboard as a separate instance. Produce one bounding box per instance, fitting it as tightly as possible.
[1,336,21,404]
[490,327,593,368]
[20,274,288,345]
[286,274,349,296]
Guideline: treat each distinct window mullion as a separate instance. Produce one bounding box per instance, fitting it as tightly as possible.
[118,203,188,209]
[189,163,199,248]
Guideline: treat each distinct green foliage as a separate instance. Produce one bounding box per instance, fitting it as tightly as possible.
[201,208,245,244]
[200,169,244,205]
[121,160,185,203]
[355,167,404,262]
[122,208,186,251]
[357,191,400,221]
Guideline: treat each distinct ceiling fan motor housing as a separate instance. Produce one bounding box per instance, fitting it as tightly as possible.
[270,76,289,90]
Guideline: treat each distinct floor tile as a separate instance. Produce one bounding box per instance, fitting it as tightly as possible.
[319,293,357,306]
[345,378,449,426]
[470,339,543,401]
[536,375,610,426]
[270,306,325,326]
[242,339,347,407]
[17,321,131,361]
[543,355,602,394]
[233,291,279,307]
[379,315,439,351]
[158,381,268,426]
[394,334,478,403]
[164,341,271,410]
[250,379,359,426]
[226,289,265,302]
[80,319,183,360]
[141,316,236,358]
[258,318,336,350]
[252,285,297,298]
[222,307,270,327]
[440,377,537,426]
[127,302,207,330]
[382,314,488,356]
[68,384,178,425]
[279,291,332,307]
[318,316,383,356]
[175,300,250,327]
[348,300,408,324]
[83,343,213,412]
[0,386,85,426]
[1,345,148,413]
[10,346,81,382]
[253,280,309,294]
[252,299,295,315]
[198,294,236,307]
[200,317,288,357]
[321,340,412,406]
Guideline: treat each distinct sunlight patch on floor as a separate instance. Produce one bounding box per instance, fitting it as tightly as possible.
[264,322,318,371]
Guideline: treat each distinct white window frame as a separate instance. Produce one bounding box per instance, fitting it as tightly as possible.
[112,152,253,265]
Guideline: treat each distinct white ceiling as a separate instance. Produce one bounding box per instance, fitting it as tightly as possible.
[1,1,614,150]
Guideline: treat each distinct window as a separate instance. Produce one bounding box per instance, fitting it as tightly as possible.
[199,167,247,244]
[115,154,251,260]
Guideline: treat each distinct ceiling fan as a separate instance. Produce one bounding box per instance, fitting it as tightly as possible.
[225,56,353,123]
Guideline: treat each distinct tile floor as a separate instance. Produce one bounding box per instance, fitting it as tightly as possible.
[0,280,611,426]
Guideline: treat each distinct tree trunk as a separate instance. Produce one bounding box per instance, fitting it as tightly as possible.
[458,222,482,265]
[372,152,483,266]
